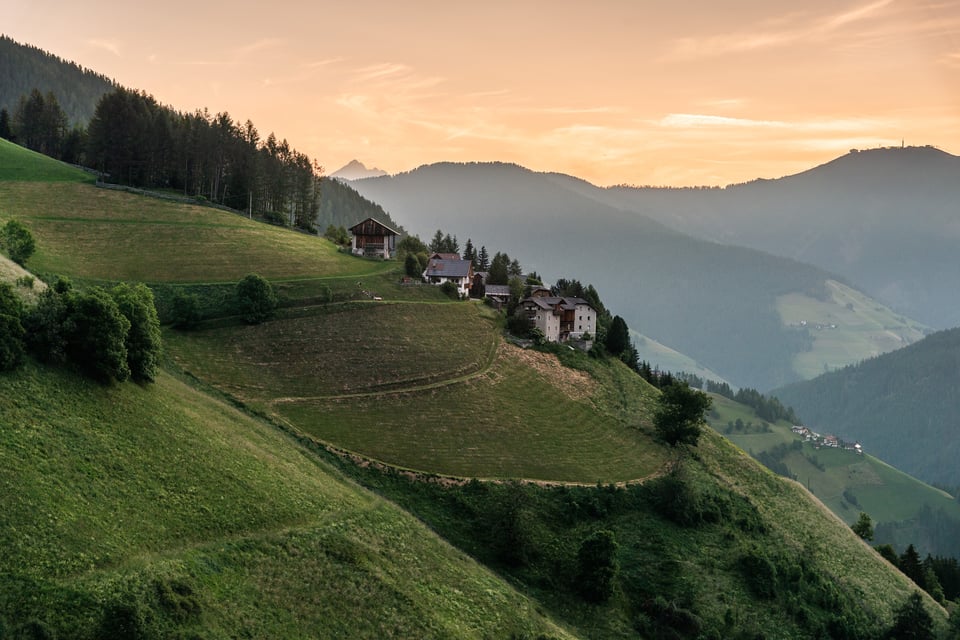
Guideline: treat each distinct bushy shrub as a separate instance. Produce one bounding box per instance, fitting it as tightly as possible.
[439,280,459,300]
[235,273,278,324]
[576,530,619,602]
[1,219,36,266]
[169,290,201,329]
[0,313,25,371]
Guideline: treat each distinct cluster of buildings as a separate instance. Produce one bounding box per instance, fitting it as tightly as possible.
[791,425,863,454]
[348,217,597,344]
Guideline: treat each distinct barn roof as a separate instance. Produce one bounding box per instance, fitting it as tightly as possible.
[349,217,400,236]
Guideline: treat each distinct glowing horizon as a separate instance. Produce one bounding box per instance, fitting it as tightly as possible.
[5,0,959,186]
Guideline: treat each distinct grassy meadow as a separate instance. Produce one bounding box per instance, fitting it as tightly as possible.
[777,279,928,379]
[0,181,394,283]
[0,138,93,182]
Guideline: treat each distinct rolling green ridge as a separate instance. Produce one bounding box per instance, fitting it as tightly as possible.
[1,137,953,637]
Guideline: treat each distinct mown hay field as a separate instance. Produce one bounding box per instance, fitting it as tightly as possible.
[166,302,499,401]
[166,302,665,482]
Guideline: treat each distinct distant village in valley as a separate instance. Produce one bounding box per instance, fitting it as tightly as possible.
[791,425,863,454]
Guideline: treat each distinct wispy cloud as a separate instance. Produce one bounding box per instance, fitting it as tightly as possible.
[87,38,122,57]
[667,0,895,59]
[658,113,890,132]
[235,38,286,57]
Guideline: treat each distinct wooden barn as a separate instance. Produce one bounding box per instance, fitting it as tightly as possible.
[349,217,399,259]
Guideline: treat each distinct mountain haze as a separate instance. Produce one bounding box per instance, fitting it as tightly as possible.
[350,162,923,390]
[595,146,960,328]
[330,159,389,181]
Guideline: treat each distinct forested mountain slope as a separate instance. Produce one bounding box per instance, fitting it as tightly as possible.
[775,327,960,488]
[0,35,115,126]
[596,146,960,329]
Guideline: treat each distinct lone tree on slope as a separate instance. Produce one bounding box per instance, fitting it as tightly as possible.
[653,381,712,448]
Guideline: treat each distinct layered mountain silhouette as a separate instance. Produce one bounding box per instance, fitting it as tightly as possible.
[591,146,960,328]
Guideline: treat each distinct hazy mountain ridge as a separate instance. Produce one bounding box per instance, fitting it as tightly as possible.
[597,146,960,328]
[0,35,116,126]
[349,161,919,390]
[330,159,388,181]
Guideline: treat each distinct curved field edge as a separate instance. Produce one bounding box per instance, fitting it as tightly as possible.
[164,302,666,483]
[0,362,575,639]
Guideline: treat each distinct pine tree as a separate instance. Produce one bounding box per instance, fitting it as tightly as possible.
[478,246,490,271]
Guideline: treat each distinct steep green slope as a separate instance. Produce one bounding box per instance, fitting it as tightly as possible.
[0,362,573,639]
[708,393,960,558]
[0,137,93,182]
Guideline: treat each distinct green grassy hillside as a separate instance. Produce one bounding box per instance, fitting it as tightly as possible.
[0,138,93,182]
[1,142,951,637]
[708,393,960,557]
[0,361,573,639]
[777,279,928,379]
[167,302,664,482]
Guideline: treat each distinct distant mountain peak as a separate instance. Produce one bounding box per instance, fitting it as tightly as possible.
[330,160,388,181]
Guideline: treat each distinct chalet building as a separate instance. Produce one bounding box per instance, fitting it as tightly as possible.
[422,253,474,297]
[349,217,399,259]
[483,284,512,309]
[519,296,597,343]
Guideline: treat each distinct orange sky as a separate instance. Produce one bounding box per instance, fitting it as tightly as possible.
[6,0,960,186]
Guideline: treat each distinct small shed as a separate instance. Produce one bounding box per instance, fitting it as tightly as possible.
[349,217,399,259]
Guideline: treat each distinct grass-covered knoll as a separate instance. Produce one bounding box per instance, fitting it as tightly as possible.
[167,302,664,482]
[0,361,573,639]
[0,138,92,182]
[707,392,960,558]
[0,181,389,283]
[777,279,928,380]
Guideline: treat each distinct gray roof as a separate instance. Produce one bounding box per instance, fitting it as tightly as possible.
[484,284,511,297]
[521,296,594,311]
[423,258,472,278]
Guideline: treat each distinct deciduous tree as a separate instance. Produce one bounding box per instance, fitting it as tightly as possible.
[654,381,712,447]
[576,530,619,603]
[111,282,162,382]
[1,219,36,266]
[235,273,278,324]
